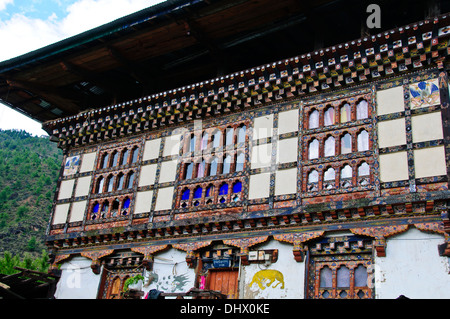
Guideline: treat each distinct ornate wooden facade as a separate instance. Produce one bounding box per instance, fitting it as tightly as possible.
[3,1,450,299]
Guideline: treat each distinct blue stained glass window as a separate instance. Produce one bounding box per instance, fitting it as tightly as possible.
[232,181,242,193]
[206,185,213,197]
[219,183,228,195]
[194,187,203,199]
[123,198,131,209]
[93,202,100,213]
[181,188,190,200]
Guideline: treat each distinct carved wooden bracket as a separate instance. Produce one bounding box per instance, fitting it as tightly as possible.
[274,231,325,262]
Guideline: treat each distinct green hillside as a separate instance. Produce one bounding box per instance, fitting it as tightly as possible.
[0,129,62,261]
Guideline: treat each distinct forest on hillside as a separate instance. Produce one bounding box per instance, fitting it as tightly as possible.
[0,129,62,273]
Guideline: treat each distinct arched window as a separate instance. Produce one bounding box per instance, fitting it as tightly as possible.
[201,132,208,150]
[309,109,319,129]
[233,181,242,193]
[308,169,319,192]
[324,106,335,126]
[101,153,109,169]
[197,159,206,178]
[189,134,196,152]
[212,130,221,148]
[184,162,194,179]
[308,170,319,183]
[181,188,190,201]
[235,152,245,172]
[106,175,115,192]
[324,136,335,157]
[91,202,100,220]
[308,139,319,159]
[121,149,129,166]
[237,125,246,144]
[324,167,335,181]
[209,157,218,176]
[340,103,351,123]
[205,185,214,198]
[193,186,203,199]
[358,162,370,186]
[122,198,131,215]
[323,167,335,189]
[96,177,105,194]
[357,130,369,151]
[340,164,352,179]
[341,133,352,154]
[111,151,119,167]
[337,266,350,288]
[354,265,368,287]
[340,164,353,188]
[223,154,232,174]
[126,171,135,189]
[225,127,234,146]
[320,266,332,288]
[219,183,229,195]
[116,173,125,191]
[356,99,369,120]
[358,162,370,176]
[111,199,120,217]
[101,200,109,218]
[131,147,139,164]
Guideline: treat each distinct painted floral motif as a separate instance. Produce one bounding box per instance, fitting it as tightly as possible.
[409,79,440,109]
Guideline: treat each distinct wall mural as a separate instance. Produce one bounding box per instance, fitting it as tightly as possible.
[249,270,285,290]
[409,79,440,109]
[63,155,80,176]
[147,272,190,293]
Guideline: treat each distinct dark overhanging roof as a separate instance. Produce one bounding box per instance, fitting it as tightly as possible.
[0,0,448,124]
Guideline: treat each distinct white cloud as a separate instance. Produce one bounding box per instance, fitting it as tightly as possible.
[0,13,63,61]
[0,0,13,12]
[0,104,48,136]
[0,0,163,62]
[0,0,164,135]
[61,0,153,35]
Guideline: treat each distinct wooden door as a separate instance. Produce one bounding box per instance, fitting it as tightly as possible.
[207,269,239,299]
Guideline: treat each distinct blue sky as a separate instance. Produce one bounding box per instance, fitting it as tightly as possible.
[0,0,164,136]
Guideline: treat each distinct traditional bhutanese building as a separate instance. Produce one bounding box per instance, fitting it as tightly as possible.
[1,0,450,299]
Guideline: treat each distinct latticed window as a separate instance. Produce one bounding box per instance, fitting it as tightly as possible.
[307,237,374,299]
[177,121,247,209]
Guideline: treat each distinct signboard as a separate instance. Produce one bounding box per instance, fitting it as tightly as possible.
[213,259,231,268]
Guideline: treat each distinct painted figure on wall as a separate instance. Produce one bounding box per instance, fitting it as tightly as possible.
[249,270,285,290]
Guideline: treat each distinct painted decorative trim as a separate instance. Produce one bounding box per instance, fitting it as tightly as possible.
[131,244,168,270]
[81,249,115,274]
[274,231,325,262]
[223,236,269,265]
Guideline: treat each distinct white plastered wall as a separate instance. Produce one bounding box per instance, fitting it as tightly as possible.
[134,190,153,214]
[142,248,195,298]
[376,86,405,115]
[278,109,299,134]
[239,240,305,299]
[154,187,174,211]
[275,168,297,195]
[413,146,447,178]
[69,200,87,222]
[379,151,409,182]
[251,143,272,169]
[54,256,102,299]
[79,152,97,173]
[253,114,273,140]
[142,138,161,161]
[374,228,450,299]
[248,172,270,199]
[58,179,75,200]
